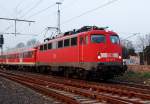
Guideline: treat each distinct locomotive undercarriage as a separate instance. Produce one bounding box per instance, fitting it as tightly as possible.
[0,62,127,80]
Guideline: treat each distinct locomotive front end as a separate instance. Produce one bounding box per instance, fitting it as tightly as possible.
[89,30,127,79]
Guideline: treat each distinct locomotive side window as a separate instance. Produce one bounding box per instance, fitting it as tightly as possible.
[71,37,77,46]
[64,39,70,47]
[52,42,57,49]
[91,35,105,43]
[40,45,44,51]
[110,35,120,44]
[48,43,52,49]
[44,44,47,50]
[58,40,63,48]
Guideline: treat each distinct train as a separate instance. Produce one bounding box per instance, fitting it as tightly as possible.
[0,26,127,80]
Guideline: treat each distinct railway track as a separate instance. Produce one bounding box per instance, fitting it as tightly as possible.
[109,80,150,90]
[0,70,150,104]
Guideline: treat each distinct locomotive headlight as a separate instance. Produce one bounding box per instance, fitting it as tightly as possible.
[98,55,101,59]
[97,52,101,59]
[119,56,122,59]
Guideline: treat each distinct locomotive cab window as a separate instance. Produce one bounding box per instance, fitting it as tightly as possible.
[91,35,105,43]
[110,35,120,44]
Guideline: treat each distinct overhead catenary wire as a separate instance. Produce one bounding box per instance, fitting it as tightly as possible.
[0,0,22,32]
[37,0,119,36]
[61,0,119,25]
[1,0,26,32]
[62,0,78,10]
[2,1,55,33]
[18,3,56,36]
[27,3,56,18]
[121,33,140,41]
[1,32,38,36]
[15,0,26,12]
[2,0,44,32]
[19,0,44,18]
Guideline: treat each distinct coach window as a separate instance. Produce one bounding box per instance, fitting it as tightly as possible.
[44,44,47,50]
[29,51,33,58]
[64,39,70,47]
[23,52,27,58]
[48,43,52,49]
[71,37,77,46]
[2,55,6,59]
[19,53,23,58]
[17,54,19,58]
[58,40,63,48]
[40,45,44,51]
[23,52,26,58]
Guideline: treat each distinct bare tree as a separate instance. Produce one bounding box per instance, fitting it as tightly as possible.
[121,39,134,50]
[135,34,150,64]
[16,42,25,48]
[136,34,150,51]
[26,39,40,47]
[121,39,136,58]
[146,34,150,46]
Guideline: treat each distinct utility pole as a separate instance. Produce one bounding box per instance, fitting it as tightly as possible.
[56,2,62,34]
[0,35,4,65]
[0,18,35,36]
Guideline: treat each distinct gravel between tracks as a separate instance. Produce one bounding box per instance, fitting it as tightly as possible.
[0,76,60,104]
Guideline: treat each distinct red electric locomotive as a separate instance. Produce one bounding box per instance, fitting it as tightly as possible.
[0,26,127,80]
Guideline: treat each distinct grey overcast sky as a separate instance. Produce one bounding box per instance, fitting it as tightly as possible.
[0,0,150,49]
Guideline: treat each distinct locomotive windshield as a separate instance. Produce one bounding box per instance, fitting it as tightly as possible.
[110,35,120,44]
[91,35,105,43]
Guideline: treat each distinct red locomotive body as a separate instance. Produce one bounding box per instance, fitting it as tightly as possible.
[0,26,127,80]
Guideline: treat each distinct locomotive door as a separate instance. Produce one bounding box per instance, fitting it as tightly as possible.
[79,35,87,62]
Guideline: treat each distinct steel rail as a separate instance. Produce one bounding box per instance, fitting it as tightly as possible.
[0,70,148,104]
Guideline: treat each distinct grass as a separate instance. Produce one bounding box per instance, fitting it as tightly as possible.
[114,70,150,84]
[125,70,150,78]
[140,72,150,78]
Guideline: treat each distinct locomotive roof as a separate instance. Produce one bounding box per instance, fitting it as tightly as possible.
[40,29,118,45]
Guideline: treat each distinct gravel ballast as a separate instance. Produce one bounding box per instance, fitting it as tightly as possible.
[0,76,61,104]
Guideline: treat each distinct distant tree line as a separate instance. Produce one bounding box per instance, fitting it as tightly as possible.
[122,33,150,59]
[16,39,40,48]
[121,40,136,59]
